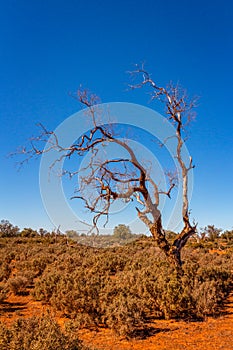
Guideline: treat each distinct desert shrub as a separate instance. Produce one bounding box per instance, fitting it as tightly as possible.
[155,271,187,319]
[103,291,145,337]
[50,268,109,325]
[138,259,232,320]
[192,280,222,316]
[0,262,11,282]
[123,263,190,320]
[32,240,232,337]
[32,270,61,302]
[1,234,232,338]
[191,265,231,316]
[88,251,128,275]
[32,257,49,276]
[0,315,90,350]
[18,255,55,279]
[7,275,29,295]
[101,272,147,337]
[4,252,16,264]
[0,283,8,302]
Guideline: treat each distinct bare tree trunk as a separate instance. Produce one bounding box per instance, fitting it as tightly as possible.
[149,217,196,274]
[148,218,180,272]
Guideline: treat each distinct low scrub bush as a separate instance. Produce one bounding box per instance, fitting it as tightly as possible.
[32,271,61,303]
[7,275,29,296]
[0,235,232,338]
[0,315,91,350]
[101,270,147,322]
[32,249,232,337]
[0,263,11,282]
[0,283,8,302]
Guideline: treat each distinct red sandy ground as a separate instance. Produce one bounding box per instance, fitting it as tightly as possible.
[0,291,233,350]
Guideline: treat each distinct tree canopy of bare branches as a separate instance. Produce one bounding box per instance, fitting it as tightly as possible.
[17,66,197,272]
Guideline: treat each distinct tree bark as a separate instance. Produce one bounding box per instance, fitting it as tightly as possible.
[149,218,195,274]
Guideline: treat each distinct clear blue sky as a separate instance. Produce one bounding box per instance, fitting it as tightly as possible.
[0,0,232,233]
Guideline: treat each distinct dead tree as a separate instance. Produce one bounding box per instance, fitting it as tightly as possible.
[18,66,197,272]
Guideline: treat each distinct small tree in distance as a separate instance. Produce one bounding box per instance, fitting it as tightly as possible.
[20,227,37,238]
[201,225,222,242]
[17,65,198,273]
[0,220,20,237]
[113,224,132,240]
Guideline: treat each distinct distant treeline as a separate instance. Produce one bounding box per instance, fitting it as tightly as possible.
[1,220,233,248]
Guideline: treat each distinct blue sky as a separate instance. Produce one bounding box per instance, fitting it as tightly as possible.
[0,0,233,233]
